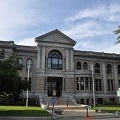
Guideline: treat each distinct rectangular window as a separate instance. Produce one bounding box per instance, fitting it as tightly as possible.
[107,79,114,91]
[85,77,89,90]
[80,77,84,90]
[48,58,51,69]
[90,77,92,90]
[95,79,102,91]
[76,77,79,91]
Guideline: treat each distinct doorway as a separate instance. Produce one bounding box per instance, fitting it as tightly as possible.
[47,77,62,97]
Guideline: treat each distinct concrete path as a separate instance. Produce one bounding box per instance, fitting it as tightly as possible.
[48,105,118,120]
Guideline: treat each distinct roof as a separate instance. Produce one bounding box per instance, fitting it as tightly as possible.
[35,29,76,46]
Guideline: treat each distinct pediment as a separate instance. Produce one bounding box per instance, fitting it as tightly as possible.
[35,29,76,46]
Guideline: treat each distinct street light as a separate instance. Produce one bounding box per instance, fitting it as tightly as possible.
[26,59,30,107]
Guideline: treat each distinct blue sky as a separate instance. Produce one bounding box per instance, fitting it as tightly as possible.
[0,0,120,53]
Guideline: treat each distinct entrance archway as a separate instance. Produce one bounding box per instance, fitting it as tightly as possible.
[47,77,62,97]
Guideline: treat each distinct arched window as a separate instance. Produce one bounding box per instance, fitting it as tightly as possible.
[95,63,100,73]
[48,50,62,70]
[76,62,81,70]
[17,57,23,65]
[17,57,23,70]
[26,58,33,71]
[83,62,88,70]
[107,64,112,74]
[118,65,120,74]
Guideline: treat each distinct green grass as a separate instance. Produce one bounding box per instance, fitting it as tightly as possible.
[93,105,120,113]
[0,106,51,117]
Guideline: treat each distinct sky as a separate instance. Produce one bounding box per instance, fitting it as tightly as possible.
[0,0,120,54]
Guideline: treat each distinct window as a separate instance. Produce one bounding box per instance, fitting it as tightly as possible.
[18,57,23,65]
[85,77,89,90]
[107,79,114,91]
[17,57,23,70]
[95,63,100,73]
[118,65,120,74]
[26,58,33,71]
[76,77,92,91]
[83,62,88,70]
[90,77,92,90]
[95,79,102,91]
[76,77,79,91]
[48,50,62,70]
[107,64,112,74]
[76,62,81,70]
[80,77,84,90]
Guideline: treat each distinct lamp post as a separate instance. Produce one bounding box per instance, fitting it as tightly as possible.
[26,59,30,107]
[92,65,95,107]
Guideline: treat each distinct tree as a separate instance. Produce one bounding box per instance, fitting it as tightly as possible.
[0,50,19,93]
[0,50,27,104]
[114,25,120,44]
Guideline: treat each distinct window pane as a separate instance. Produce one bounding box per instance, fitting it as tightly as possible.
[52,58,58,64]
[59,59,62,64]
[83,62,88,70]
[80,77,84,90]
[48,58,51,64]
[76,81,79,90]
[18,58,23,64]
[48,50,62,70]
[77,62,81,70]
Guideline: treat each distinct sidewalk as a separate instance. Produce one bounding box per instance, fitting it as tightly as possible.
[48,105,117,119]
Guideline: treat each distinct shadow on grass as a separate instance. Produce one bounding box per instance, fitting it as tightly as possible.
[0,110,51,117]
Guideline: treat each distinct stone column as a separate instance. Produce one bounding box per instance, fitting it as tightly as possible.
[102,62,107,93]
[70,48,74,70]
[42,46,45,69]
[113,63,118,91]
[66,48,69,70]
[62,77,65,91]
[36,46,40,68]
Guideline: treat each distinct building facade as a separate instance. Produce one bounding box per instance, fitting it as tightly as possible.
[1,29,120,105]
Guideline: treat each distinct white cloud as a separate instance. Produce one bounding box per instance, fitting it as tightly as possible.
[63,21,111,40]
[74,38,120,54]
[66,3,120,22]
[0,0,50,40]
[102,44,120,54]
[16,38,37,46]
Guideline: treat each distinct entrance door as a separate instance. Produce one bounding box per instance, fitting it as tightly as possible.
[47,77,62,97]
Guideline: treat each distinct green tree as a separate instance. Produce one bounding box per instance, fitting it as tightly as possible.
[114,25,120,44]
[0,50,19,93]
[0,50,23,104]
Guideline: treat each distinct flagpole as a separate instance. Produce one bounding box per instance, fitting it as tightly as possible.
[26,59,30,107]
[92,65,96,107]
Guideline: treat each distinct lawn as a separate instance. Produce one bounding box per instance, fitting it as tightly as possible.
[93,105,120,113]
[0,106,51,117]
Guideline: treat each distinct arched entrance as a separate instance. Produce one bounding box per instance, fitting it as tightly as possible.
[47,77,62,97]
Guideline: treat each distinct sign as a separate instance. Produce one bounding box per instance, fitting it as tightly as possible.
[117,88,120,97]
[53,90,56,96]
[52,96,56,104]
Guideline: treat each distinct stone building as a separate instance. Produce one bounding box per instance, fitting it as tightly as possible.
[1,29,120,105]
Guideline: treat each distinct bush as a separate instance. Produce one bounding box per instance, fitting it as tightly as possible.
[24,98,36,106]
[103,101,118,105]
